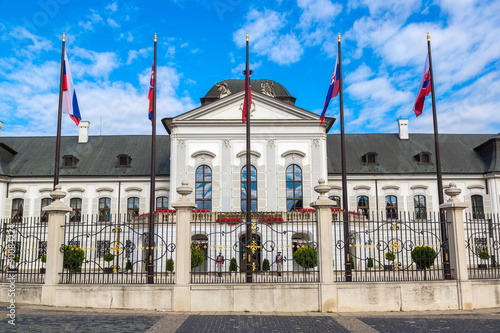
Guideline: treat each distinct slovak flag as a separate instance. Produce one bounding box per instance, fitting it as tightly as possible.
[320,54,340,124]
[148,65,154,122]
[242,71,251,123]
[62,50,81,126]
[413,55,432,117]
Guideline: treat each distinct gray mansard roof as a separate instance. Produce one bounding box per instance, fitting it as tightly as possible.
[0,135,170,177]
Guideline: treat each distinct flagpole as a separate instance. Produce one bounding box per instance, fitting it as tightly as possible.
[54,33,65,189]
[244,32,252,283]
[338,33,352,282]
[427,32,451,279]
[148,32,157,284]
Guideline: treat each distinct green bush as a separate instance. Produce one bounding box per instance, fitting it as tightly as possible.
[63,245,85,271]
[262,259,270,271]
[40,254,46,263]
[293,245,317,269]
[166,258,174,272]
[103,253,114,262]
[13,255,20,263]
[367,258,374,268]
[385,252,396,262]
[191,245,205,269]
[479,251,490,260]
[125,260,133,270]
[230,258,238,272]
[411,246,437,270]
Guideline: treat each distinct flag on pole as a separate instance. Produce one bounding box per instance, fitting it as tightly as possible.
[148,65,154,121]
[413,55,432,117]
[62,50,81,126]
[320,55,340,124]
[242,71,252,123]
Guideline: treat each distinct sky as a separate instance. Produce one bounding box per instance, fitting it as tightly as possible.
[0,0,499,137]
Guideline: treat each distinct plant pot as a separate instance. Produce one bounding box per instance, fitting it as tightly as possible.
[478,264,488,270]
[384,264,394,271]
[103,267,114,273]
[40,268,46,274]
[127,269,133,274]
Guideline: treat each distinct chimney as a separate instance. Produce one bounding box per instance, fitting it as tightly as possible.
[398,119,409,140]
[78,121,90,144]
[0,121,3,137]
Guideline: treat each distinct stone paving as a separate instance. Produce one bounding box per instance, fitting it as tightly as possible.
[0,303,499,332]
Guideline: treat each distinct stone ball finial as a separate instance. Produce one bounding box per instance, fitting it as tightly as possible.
[182,180,188,186]
[445,182,461,198]
[50,184,67,202]
[176,180,193,200]
[314,178,330,197]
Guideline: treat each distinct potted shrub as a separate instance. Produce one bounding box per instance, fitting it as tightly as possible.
[384,252,395,271]
[9,255,20,273]
[229,258,238,274]
[63,245,85,273]
[478,250,490,270]
[411,246,437,270]
[191,245,205,269]
[166,258,174,274]
[366,258,374,270]
[103,253,114,273]
[293,245,317,271]
[40,254,46,274]
[125,259,133,273]
[262,258,270,275]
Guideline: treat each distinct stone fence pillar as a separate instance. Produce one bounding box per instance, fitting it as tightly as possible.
[312,179,336,312]
[440,182,471,309]
[41,185,72,305]
[171,180,196,311]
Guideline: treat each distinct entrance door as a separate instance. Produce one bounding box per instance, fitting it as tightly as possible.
[239,234,261,272]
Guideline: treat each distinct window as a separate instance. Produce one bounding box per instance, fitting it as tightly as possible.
[414,195,427,220]
[385,195,398,220]
[286,164,303,211]
[241,165,257,212]
[96,240,110,258]
[41,198,53,223]
[195,165,212,210]
[116,154,132,168]
[416,152,432,165]
[156,196,169,210]
[70,198,82,222]
[62,155,78,168]
[99,197,111,222]
[11,198,24,222]
[127,197,140,221]
[357,196,369,218]
[329,196,341,209]
[362,152,378,165]
[471,195,484,219]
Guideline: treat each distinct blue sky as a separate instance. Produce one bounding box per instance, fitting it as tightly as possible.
[0,0,499,137]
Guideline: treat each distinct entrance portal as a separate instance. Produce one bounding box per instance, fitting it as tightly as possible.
[239,234,261,272]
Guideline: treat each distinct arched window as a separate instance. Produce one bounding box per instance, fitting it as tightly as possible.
[329,196,341,209]
[286,164,303,211]
[241,165,257,212]
[156,196,169,210]
[41,198,53,223]
[385,195,398,220]
[471,195,484,219]
[414,195,427,220]
[127,197,139,221]
[357,196,369,218]
[195,165,212,210]
[99,197,111,222]
[11,198,24,222]
[70,198,82,222]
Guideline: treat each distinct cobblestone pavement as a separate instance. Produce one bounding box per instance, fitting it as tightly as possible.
[0,303,499,332]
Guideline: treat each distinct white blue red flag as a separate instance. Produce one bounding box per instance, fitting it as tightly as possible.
[320,55,340,124]
[148,65,154,122]
[242,71,251,123]
[62,50,81,126]
[413,55,432,117]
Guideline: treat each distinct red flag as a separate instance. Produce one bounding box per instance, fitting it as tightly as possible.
[413,55,432,117]
[148,65,154,121]
[242,72,251,123]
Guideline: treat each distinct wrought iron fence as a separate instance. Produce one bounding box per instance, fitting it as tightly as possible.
[333,211,448,282]
[61,212,176,284]
[190,210,319,284]
[0,217,47,284]
[465,213,500,279]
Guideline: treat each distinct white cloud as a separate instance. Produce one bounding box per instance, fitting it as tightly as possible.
[9,27,53,58]
[119,32,134,42]
[78,10,104,31]
[231,61,262,76]
[106,2,118,13]
[126,47,152,65]
[70,47,120,79]
[107,18,120,28]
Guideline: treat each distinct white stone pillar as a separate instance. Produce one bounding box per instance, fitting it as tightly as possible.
[312,179,337,312]
[439,182,471,309]
[41,185,72,305]
[171,180,196,311]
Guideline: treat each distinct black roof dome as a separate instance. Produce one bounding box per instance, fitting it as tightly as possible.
[200,79,296,106]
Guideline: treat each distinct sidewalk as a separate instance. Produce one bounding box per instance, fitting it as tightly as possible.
[1,303,499,332]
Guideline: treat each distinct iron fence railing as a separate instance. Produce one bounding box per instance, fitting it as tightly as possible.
[0,217,47,284]
[465,213,500,279]
[61,212,176,284]
[190,211,319,284]
[333,211,448,282]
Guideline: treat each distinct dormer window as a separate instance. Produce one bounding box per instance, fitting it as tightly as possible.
[116,154,132,168]
[62,155,78,169]
[415,152,433,165]
[362,152,378,165]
